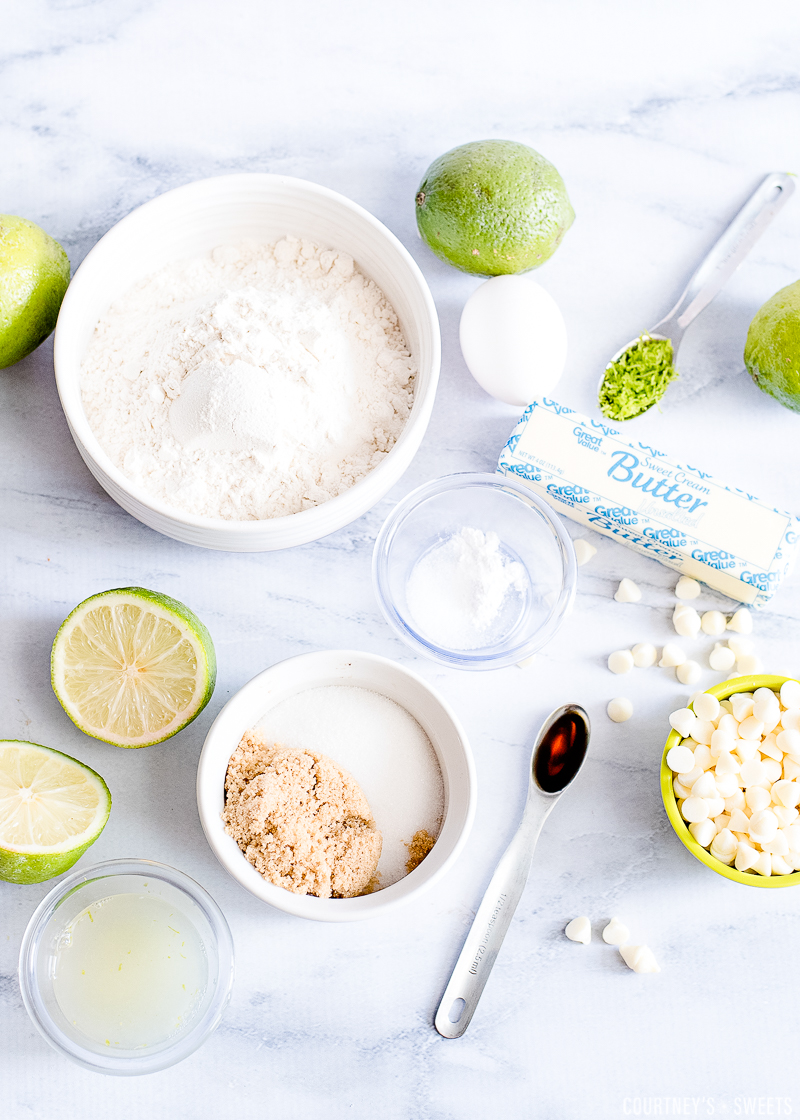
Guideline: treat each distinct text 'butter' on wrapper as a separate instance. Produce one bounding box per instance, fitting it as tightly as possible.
[497,398,800,607]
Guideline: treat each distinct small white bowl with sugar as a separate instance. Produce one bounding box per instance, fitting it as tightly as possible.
[196,649,476,921]
[53,174,440,551]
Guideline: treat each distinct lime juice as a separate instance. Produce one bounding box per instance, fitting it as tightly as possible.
[52,892,208,1050]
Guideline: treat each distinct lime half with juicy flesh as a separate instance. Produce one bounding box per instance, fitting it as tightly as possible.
[0,214,70,369]
[415,139,574,276]
[52,588,217,748]
[744,279,800,413]
[0,740,111,884]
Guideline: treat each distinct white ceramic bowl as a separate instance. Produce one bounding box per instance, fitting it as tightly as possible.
[54,174,440,551]
[196,650,476,921]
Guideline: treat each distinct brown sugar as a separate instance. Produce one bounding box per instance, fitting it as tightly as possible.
[405,828,436,874]
[222,729,382,899]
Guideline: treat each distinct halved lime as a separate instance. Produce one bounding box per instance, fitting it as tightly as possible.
[51,588,217,748]
[0,740,111,884]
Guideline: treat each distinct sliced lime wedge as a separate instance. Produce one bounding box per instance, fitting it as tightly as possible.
[52,587,216,748]
[0,740,111,884]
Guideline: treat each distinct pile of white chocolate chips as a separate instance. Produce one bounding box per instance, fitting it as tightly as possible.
[667,680,800,876]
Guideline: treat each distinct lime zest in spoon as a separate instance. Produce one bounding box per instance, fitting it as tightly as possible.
[598,334,677,421]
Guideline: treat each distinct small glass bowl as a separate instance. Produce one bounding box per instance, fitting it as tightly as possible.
[18,858,235,1075]
[372,472,577,669]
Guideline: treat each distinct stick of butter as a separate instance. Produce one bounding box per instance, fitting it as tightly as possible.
[497,398,800,607]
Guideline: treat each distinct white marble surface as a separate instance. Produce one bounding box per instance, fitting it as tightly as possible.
[3,2,800,1116]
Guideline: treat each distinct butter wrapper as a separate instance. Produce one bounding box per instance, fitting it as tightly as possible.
[497,398,800,607]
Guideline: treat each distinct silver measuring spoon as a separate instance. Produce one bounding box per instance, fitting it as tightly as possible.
[434,703,590,1039]
[597,171,795,419]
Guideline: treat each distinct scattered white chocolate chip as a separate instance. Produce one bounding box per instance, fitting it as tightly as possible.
[607,697,633,723]
[701,610,727,637]
[602,917,629,945]
[727,608,753,634]
[676,660,702,686]
[709,644,736,672]
[673,604,701,638]
[659,643,687,668]
[631,642,657,668]
[608,649,634,675]
[564,916,591,944]
[573,539,597,567]
[614,578,642,603]
[619,945,660,974]
[675,576,701,600]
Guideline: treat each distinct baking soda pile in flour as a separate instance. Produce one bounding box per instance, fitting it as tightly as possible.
[80,238,417,520]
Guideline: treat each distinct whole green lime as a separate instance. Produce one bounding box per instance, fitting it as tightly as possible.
[744,279,800,413]
[415,139,574,276]
[0,214,70,369]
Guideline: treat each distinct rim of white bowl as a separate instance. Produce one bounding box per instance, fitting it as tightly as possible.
[53,173,440,544]
[196,649,477,921]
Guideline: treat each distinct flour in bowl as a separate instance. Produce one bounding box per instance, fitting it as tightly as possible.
[80,237,417,520]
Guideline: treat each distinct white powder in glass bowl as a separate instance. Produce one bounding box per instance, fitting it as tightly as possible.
[80,237,417,521]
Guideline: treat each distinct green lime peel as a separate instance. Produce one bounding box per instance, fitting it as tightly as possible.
[598,335,677,421]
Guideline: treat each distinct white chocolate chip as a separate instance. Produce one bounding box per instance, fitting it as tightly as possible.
[777,729,800,759]
[771,854,793,876]
[780,680,800,709]
[602,917,629,945]
[753,850,773,876]
[689,818,716,846]
[619,945,660,973]
[673,605,701,638]
[631,642,657,668]
[614,578,642,603]
[675,576,701,600]
[666,744,695,773]
[701,610,727,637]
[608,649,634,675]
[727,608,753,634]
[746,786,771,812]
[573,539,597,567]
[692,693,720,722]
[676,660,702,686]
[735,840,759,872]
[660,644,687,668]
[781,710,800,732]
[564,916,591,944]
[668,709,697,739]
[681,797,709,823]
[731,694,755,722]
[709,644,736,672]
[607,697,633,723]
[748,809,779,844]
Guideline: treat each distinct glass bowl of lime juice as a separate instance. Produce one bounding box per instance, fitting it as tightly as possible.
[18,858,234,1075]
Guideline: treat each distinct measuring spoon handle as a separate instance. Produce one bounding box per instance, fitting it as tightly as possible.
[434,796,552,1039]
[656,171,795,336]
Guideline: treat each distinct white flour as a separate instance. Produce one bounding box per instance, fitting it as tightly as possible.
[80,238,417,520]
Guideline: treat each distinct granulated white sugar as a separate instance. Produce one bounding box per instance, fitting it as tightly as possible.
[80,237,416,521]
[256,685,444,888]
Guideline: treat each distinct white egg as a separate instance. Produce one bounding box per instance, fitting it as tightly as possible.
[458,275,567,406]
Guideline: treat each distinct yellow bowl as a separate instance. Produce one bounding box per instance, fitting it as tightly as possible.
[661,674,800,887]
